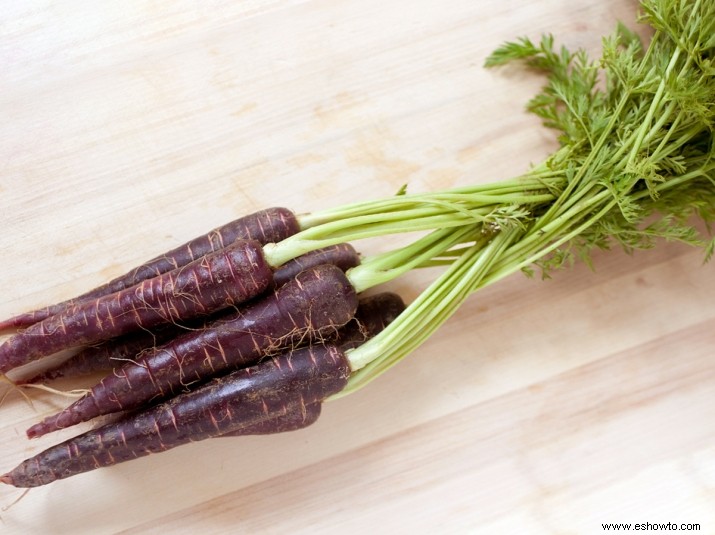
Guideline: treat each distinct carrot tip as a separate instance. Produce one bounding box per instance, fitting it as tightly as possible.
[0,316,25,332]
[26,423,47,440]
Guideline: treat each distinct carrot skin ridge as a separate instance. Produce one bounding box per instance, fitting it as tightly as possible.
[3,345,351,487]
[26,264,358,438]
[0,207,299,330]
[219,402,321,437]
[0,239,273,374]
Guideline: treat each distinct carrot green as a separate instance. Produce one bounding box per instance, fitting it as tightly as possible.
[264,0,715,394]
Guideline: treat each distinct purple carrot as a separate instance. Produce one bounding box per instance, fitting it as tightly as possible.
[0,207,299,330]
[26,264,358,438]
[18,327,183,384]
[337,292,405,350]
[272,243,359,287]
[0,240,273,374]
[21,290,401,385]
[2,344,351,487]
[20,243,362,385]
[218,292,404,438]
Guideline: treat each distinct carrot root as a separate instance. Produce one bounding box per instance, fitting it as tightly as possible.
[25,264,358,439]
[18,384,90,399]
[0,239,273,374]
[0,207,299,329]
[5,344,351,487]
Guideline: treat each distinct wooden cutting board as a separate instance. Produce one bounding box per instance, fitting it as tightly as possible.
[1,1,713,533]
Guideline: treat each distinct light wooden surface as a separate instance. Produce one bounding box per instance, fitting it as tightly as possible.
[1,1,714,533]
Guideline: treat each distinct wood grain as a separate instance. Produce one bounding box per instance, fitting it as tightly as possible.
[1,1,713,533]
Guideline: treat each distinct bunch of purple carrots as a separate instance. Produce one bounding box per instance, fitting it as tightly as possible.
[0,208,408,487]
[2,0,714,489]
